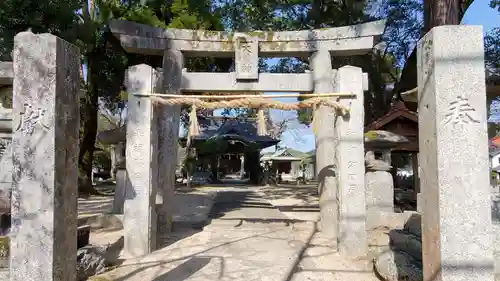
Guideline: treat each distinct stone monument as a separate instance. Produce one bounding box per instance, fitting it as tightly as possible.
[9,32,80,281]
[417,25,494,281]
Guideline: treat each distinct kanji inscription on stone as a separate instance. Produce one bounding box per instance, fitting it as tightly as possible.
[234,34,258,80]
[443,95,480,127]
[14,103,49,135]
[239,42,251,54]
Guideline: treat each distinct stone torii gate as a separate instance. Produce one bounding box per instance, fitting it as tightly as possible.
[108,19,386,259]
[2,23,494,281]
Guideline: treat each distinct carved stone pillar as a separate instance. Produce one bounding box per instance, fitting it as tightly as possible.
[334,66,367,258]
[312,49,338,242]
[157,48,182,234]
[418,26,494,280]
[109,144,117,180]
[124,64,161,257]
[10,32,80,281]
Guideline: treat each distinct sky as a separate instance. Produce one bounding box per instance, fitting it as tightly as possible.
[462,0,500,31]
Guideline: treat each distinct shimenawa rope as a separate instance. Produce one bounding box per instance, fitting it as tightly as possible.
[133,92,353,137]
[150,96,350,113]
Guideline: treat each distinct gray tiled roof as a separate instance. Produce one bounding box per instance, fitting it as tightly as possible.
[183,116,279,145]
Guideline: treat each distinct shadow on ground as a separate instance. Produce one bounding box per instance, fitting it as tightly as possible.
[260,184,319,204]
[97,226,306,281]
[151,257,212,281]
[157,224,204,249]
[208,190,276,219]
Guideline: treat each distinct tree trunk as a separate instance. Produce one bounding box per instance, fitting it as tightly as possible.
[396,0,471,99]
[427,0,461,29]
[78,54,100,195]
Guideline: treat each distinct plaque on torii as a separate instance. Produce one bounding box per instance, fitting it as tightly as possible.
[233,34,259,80]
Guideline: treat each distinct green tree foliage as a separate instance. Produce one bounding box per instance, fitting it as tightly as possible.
[395,0,478,96]
[0,0,82,60]
[214,0,371,123]
[1,0,497,192]
[491,0,500,12]
[0,0,229,193]
[216,0,419,125]
[220,0,497,125]
[485,27,500,78]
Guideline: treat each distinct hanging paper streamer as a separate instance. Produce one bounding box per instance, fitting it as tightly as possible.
[489,99,500,123]
[257,108,267,136]
[188,104,200,137]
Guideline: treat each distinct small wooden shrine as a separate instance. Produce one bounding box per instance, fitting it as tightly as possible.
[365,101,419,152]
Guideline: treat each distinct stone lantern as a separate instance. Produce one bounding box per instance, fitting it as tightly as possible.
[96,125,127,213]
[364,130,408,229]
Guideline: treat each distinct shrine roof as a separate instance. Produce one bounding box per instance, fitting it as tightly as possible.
[364,101,418,131]
[181,116,279,146]
[261,148,306,162]
[489,136,500,154]
[97,116,279,148]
